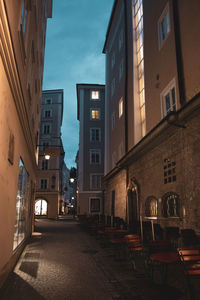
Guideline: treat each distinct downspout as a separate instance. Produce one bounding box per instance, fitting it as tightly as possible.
[172,0,186,105]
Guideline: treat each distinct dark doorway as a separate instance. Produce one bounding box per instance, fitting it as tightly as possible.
[128,188,138,233]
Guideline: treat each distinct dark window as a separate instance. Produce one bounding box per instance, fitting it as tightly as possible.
[90,198,100,212]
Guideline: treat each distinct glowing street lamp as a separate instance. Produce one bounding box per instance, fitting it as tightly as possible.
[45,154,50,160]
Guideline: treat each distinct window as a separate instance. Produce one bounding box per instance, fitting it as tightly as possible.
[161,79,176,117]
[90,150,101,164]
[40,179,48,189]
[44,110,52,118]
[90,198,100,213]
[13,158,30,250]
[111,78,115,96]
[43,124,51,134]
[42,142,49,151]
[91,91,99,100]
[158,3,170,49]
[145,196,158,217]
[119,97,123,118]
[90,109,100,120]
[162,192,179,218]
[163,158,176,184]
[20,0,28,37]
[112,112,115,130]
[90,174,102,189]
[45,98,52,104]
[90,128,101,142]
[35,200,47,216]
[41,160,49,170]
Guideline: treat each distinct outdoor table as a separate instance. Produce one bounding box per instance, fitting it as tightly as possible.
[149,251,180,283]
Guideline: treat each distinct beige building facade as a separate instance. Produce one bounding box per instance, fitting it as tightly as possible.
[76,84,105,216]
[35,89,64,219]
[103,0,200,234]
[0,0,52,287]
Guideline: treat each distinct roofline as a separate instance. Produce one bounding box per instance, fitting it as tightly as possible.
[102,0,118,53]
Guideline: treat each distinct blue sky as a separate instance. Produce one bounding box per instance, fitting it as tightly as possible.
[43,0,114,168]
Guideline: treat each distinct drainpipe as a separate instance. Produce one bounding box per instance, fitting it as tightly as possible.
[172,0,186,105]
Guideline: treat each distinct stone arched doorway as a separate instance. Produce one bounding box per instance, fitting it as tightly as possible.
[127,178,140,233]
[35,199,48,216]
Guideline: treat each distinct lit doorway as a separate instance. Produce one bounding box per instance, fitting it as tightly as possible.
[35,199,48,216]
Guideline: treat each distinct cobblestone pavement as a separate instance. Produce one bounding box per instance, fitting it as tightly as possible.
[0,217,193,300]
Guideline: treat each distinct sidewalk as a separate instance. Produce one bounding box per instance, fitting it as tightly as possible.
[0,218,189,299]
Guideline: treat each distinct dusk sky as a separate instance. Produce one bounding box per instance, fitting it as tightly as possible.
[43,0,114,168]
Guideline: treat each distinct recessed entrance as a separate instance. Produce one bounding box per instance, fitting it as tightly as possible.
[35,199,48,216]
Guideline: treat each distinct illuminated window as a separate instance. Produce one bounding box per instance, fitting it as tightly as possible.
[91,91,99,100]
[40,179,48,189]
[90,198,100,212]
[133,0,146,137]
[119,98,123,118]
[90,109,100,120]
[161,79,176,117]
[35,199,47,216]
[145,196,158,217]
[90,174,102,189]
[162,192,179,218]
[90,150,101,164]
[158,3,170,49]
[13,158,29,250]
[90,128,101,142]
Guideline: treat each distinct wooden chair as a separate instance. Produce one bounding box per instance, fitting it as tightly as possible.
[178,248,200,299]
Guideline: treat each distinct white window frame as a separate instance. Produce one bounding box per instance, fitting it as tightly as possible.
[90,128,101,142]
[158,2,170,50]
[119,97,123,118]
[160,78,177,117]
[90,108,101,120]
[89,197,101,213]
[89,149,101,164]
[90,174,102,189]
[91,90,100,100]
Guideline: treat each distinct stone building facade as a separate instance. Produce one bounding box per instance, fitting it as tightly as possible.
[103,0,200,234]
[76,84,105,216]
[0,0,52,287]
[35,89,65,219]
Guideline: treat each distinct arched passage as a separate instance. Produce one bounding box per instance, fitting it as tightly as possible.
[35,199,48,216]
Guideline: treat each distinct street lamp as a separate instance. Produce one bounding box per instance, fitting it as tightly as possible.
[69,178,75,183]
[44,154,50,160]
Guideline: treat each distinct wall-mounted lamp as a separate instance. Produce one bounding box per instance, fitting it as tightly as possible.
[69,178,75,183]
[166,111,186,128]
[45,154,50,160]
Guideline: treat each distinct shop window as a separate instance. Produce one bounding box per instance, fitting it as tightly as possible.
[13,158,30,250]
[145,196,158,217]
[162,192,179,217]
[35,199,47,216]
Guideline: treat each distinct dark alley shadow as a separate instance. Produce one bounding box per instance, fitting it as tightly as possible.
[19,261,39,278]
[0,272,45,300]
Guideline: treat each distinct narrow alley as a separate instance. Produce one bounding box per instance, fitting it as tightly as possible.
[0,217,189,300]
